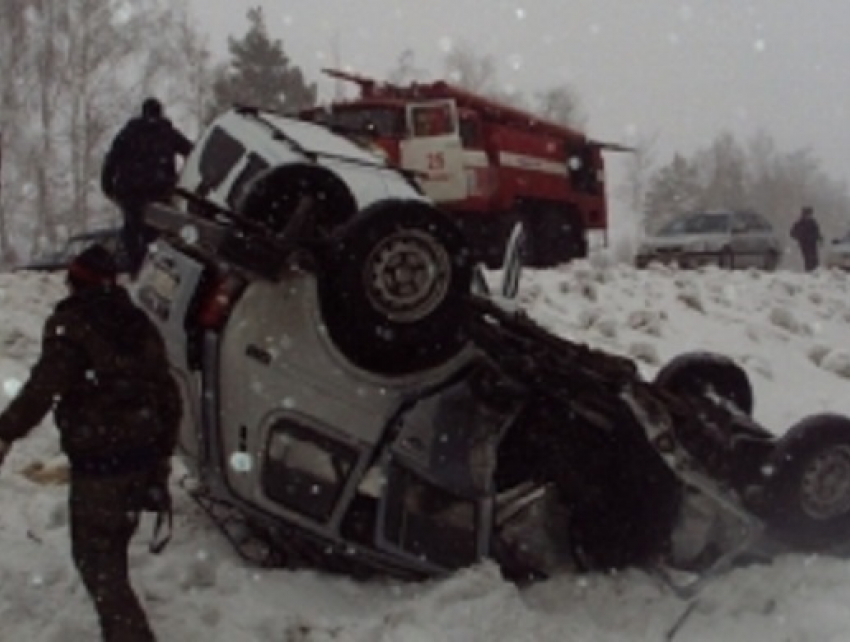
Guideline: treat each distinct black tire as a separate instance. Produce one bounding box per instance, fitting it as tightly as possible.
[718,248,735,269]
[520,205,585,268]
[236,164,357,239]
[317,199,472,375]
[763,250,780,272]
[756,414,850,548]
[654,351,754,416]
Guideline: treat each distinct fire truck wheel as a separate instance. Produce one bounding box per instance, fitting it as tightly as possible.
[521,207,585,268]
[236,164,358,239]
[654,351,754,416]
[756,414,850,548]
[520,222,547,268]
[317,200,473,375]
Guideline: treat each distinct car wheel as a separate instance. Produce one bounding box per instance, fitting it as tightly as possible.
[654,351,754,415]
[317,199,472,375]
[763,250,780,271]
[718,247,735,269]
[756,414,850,548]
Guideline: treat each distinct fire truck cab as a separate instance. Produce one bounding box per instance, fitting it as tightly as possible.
[301,69,610,267]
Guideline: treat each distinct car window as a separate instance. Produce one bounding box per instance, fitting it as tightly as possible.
[730,213,751,231]
[757,215,774,232]
[197,126,246,195]
[737,212,771,232]
[326,106,405,137]
[381,463,478,568]
[657,218,689,236]
[409,101,457,137]
[226,152,271,210]
[659,212,730,236]
[262,420,358,523]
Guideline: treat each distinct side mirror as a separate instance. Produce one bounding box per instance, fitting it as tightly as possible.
[500,222,525,299]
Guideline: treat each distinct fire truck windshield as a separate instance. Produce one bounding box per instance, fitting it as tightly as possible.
[410,103,455,137]
[326,107,405,138]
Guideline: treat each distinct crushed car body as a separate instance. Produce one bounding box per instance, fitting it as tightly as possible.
[134,108,850,590]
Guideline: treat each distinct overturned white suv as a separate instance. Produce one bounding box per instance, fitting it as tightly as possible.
[135,107,850,587]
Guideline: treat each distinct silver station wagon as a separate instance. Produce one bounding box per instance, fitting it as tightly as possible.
[636,210,782,270]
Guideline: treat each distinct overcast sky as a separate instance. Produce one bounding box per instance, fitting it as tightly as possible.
[188,0,850,203]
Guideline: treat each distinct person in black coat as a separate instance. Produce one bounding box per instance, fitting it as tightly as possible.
[102,98,192,275]
[0,245,182,642]
[790,206,823,272]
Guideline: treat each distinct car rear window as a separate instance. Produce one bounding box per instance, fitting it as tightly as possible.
[262,420,358,523]
[198,127,246,195]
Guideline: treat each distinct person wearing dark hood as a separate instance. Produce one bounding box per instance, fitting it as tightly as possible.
[0,245,182,642]
[102,98,193,275]
[790,206,823,272]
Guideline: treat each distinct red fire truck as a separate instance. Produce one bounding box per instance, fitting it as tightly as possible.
[301,69,614,267]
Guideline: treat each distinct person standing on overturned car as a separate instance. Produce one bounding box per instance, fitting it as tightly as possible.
[0,245,182,642]
[101,97,193,276]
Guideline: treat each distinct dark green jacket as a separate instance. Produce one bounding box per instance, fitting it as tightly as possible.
[0,285,181,473]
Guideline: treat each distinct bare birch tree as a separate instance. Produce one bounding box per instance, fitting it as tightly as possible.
[0,0,209,261]
[0,0,35,263]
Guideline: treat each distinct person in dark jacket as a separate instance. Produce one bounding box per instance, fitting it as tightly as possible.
[0,245,182,642]
[790,206,823,272]
[102,98,193,275]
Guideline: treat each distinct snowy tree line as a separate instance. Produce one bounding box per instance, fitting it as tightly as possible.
[0,0,214,264]
[1,3,847,265]
[622,131,850,243]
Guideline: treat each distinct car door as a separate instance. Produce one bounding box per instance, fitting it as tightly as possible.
[399,100,467,203]
[740,212,775,267]
[133,243,209,462]
[728,212,758,267]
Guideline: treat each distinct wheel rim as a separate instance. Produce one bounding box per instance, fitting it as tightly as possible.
[363,228,452,322]
[799,445,850,519]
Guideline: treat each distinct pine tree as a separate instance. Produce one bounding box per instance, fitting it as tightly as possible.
[210,7,317,116]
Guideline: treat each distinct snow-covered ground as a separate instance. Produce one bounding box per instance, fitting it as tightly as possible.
[3,262,850,641]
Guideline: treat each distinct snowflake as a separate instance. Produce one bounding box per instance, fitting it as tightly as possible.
[2,378,22,398]
[180,225,200,245]
[229,452,253,473]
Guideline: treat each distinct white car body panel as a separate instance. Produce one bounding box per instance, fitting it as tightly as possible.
[215,270,475,506]
[178,109,426,216]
